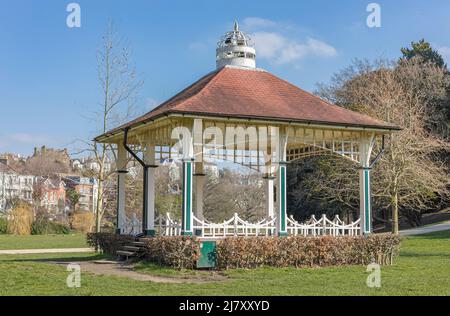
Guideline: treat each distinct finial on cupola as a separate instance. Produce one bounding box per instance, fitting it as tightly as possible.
[234,20,239,32]
[216,20,256,69]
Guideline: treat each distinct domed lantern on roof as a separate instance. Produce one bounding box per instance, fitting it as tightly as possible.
[216,20,256,69]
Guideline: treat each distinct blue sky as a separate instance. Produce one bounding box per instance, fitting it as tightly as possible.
[1,0,450,156]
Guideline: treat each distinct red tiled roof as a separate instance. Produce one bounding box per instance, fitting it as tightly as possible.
[96,66,400,141]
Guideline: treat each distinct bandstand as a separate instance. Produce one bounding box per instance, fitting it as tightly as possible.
[94,22,400,238]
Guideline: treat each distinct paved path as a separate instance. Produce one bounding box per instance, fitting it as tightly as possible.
[400,222,450,236]
[0,248,94,255]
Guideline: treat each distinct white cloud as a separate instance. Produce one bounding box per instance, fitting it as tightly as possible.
[242,17,277,30]
[438,46,450,63]
[251,32,337,64]
[243,17,337,65]
[251,32,287,59]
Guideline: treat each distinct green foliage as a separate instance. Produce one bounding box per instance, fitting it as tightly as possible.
[31,218,71,235]
[401,39,446,68]
[0,217,7,234]
[66,188,80,209]
[216,234,401,269]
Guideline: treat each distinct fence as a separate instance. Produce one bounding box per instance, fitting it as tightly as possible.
[130,213,361,237]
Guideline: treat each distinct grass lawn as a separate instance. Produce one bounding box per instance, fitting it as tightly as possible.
[0,234,88,250]
[0,230,449,295]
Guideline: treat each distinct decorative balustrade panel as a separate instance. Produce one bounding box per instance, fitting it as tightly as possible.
[149,213,360,237]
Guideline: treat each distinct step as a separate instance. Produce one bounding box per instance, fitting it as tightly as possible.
[123,246,142,252]
[130,241,146,246]
[116,250,136,257]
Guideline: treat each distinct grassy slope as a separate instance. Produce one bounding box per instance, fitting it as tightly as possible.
[0,234,87,250]
[0,230,449,296]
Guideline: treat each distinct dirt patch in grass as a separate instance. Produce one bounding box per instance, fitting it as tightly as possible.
[53,260,228,284]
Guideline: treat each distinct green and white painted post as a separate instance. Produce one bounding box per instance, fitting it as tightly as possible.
[116,143,127,234]
[276,127,288,237]
[182,158,194,236]
[359,167,372,235]
[359,134,375,235]
[276,161,288,236]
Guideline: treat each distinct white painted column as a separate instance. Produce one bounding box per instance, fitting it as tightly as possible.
[194,162,205,221]
[144,144,156,236]
[264,175,275,219]
[116,143,127,234]
[359,134,375,235]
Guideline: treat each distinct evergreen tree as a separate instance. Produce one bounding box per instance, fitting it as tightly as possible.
[401,39,447,68]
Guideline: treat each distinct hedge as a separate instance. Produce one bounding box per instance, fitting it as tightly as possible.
[87,233,135,254]
[87,233,400,270]
[216,234,401,269]
[143,236,201,270]
[87,233,200,269]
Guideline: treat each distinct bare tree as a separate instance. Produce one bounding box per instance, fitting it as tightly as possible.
[314,58,450,233]
[86,21,143,232]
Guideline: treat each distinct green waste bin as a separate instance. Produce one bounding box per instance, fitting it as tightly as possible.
[197,240,216,269]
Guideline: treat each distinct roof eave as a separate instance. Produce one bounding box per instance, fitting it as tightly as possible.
[94,111,401,143]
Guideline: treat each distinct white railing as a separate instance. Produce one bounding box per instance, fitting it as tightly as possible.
[193,214,276,238]
[150,212,360,238]
[287,214,360,237]
[155,213,182,236]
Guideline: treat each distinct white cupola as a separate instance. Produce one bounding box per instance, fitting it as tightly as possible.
[216,20,256,69]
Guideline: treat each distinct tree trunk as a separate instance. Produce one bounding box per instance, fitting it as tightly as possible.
[95,180,104,233]
[391,192,399,234]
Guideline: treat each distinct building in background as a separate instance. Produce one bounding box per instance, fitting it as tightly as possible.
[37,177,66,213]
[64,176,98,212]
[0,160,34,212]
[70,157,112,174]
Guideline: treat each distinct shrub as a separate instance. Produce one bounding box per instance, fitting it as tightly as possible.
[0,217,7,234]
[87,233,400,270]
[87,233,135,254]
[87,233,201,269]
[143,236,201,270]
[31,218,71,235]
[71,211,95,233]
[7,204,34,235]
[216,234,401,269]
